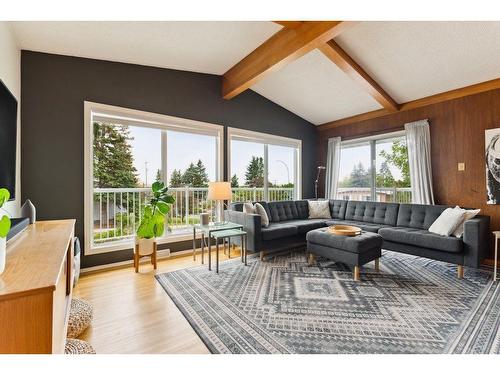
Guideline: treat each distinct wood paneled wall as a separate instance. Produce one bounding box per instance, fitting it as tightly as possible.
[317,88,500,259]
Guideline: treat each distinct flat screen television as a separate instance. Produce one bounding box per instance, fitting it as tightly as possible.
[0,79,18,201]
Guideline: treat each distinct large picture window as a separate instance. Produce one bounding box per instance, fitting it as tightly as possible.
[337,131,411,203]
[84,102,223,254]
[228,128,301,202]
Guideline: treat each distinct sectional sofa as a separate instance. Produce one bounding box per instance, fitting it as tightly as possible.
[226,200,490,274]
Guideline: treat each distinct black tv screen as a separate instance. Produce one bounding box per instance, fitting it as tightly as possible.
[0,80,17,201]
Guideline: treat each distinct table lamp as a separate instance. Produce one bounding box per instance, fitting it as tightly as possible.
[207,181,232,224]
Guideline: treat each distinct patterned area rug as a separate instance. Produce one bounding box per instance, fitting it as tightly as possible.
[155,251,500,354]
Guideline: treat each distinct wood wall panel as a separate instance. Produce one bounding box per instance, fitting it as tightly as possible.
[317,88,500,259]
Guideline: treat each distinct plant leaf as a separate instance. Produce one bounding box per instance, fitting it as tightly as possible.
[0,188,10,207]
[152,181,164,193]
[0,215,11,238]
[156,201,170,215]
[162,195,175,204]
[152,211,165,237]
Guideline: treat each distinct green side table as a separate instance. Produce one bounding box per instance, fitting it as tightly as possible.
[192,222,247,273]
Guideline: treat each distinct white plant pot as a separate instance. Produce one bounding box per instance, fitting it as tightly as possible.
[136,238,155,256]
[0,237,6,275]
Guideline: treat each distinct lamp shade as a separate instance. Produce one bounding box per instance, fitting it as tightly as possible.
[207,181,232,200]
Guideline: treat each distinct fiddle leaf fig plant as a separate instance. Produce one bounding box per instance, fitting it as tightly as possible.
[136,181,175,239]
[0,188,12,238]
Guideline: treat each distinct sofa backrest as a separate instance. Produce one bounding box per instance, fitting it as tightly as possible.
[294,200,310,220]
[268,201,301,222]
[396,203,450,229]
[345,201,400,226]
[328,200,347,219]
[229,199,455,230]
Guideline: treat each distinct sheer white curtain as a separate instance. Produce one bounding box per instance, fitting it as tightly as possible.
[325,137,341,199]
[405,119,435,204]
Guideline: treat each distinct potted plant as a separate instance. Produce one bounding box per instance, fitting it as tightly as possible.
[135,181,174,271]
[0,188,12,275]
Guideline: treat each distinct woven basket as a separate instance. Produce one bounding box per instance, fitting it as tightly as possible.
[67,298,93,338]
[65,338,96,354]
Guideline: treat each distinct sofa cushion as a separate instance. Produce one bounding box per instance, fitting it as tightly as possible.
[306,228,383,253]
[261,223,298,241]
[344,201,399,226]
[282,219,327,234]
[379,227,463,253]
[326,219,391,233]
[268,201,301,222]
[329,200,347,219]
[295,200,310,220]
[396,203,450,230]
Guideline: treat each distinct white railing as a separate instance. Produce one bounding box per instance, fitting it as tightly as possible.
[93,186,295,245]
[336,187,412,204]
[231,187,295,202]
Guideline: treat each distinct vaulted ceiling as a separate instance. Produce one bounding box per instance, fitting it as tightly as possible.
[8,21,500,126]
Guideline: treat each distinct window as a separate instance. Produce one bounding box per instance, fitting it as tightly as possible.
[228,128,301,202]
[84,102,223,254]
[336,131,411,203]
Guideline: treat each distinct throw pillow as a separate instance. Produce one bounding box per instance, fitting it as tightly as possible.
[452,206,481,238]
[308,200,331,219]
[428,207,466,236]
[242,202,270,228]
[255,203,270,228]
[243,202,255,214]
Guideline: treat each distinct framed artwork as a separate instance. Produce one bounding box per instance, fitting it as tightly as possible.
[486,128,500,204]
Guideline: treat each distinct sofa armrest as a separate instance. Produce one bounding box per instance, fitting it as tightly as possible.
[463,215,490,268]
[224,210,262,253]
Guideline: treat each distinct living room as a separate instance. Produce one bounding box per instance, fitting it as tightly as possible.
[1,0,499,372]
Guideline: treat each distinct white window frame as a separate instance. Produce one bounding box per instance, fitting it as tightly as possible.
[339,130,407,202]
[227,127,302,200]
[84,101,224,255]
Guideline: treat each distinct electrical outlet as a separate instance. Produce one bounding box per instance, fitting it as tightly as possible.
[458,163,465,171]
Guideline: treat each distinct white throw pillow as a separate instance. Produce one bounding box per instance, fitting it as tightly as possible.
[255,203,270,228]
[242,202,269,228]
[452,206,480,238]
[308,200,331,219]
[428,207,466,236]
[243,202,255,214]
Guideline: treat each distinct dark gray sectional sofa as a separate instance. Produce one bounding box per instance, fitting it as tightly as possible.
[226,199,490,270]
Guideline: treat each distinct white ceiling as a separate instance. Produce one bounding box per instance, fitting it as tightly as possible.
[8,21,281,75]
[7,21,500,125]
[252,49,382,124]
[335,21,500,103]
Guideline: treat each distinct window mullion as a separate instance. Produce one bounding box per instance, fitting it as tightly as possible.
[370,140,376,202]
[264,144,269,201]
[161,130,168,184]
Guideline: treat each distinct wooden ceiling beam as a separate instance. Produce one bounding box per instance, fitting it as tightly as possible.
[318,77,500,131]
[318,40,399,111]
[222,21,354,100]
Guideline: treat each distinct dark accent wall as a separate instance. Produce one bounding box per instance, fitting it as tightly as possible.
[21,51,317,268]
[317,88,500,259]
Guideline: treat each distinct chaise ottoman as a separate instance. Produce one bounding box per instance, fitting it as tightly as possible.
[306,227,383,281]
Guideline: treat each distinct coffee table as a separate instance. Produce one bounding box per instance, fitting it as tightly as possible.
[306,227,383,281]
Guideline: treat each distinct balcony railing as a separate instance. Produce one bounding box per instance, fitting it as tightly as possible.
[92,186,295,246]
[336,187,412,204]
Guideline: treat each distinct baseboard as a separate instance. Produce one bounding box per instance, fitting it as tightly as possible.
[80,247,202,275]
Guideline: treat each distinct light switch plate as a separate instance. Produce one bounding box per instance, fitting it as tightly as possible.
[458,163,465,171]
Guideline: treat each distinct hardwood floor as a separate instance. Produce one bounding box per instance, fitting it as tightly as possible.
[74,248,241,354]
